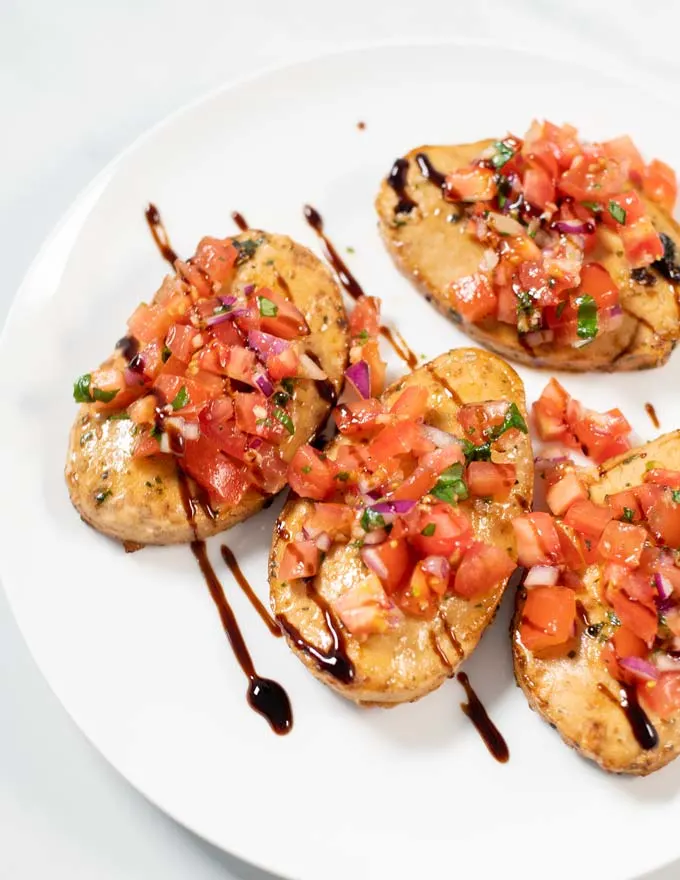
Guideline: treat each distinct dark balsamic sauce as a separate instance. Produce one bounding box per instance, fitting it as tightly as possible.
[575,600,590,628]
[231,210,249,231]
[116,335,139,362]
[303,203,419,370]
[598,683,658,750]
[457,672,510,763]
[220,544,281,638]
[145,203,179,268]
[304,350,337,405]
[277,584,354,684]
[645,402,660,429]
[191,541,292,734]
[387,158,417,215]
[425,362,463,405]
[439,611,464,660]
[275,273,292,301]
[414,152,447,190]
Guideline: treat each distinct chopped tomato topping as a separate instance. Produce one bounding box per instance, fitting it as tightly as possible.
[334,399,385,437]
[449,273,497,322]
[452,542,515,599]
[309,503,355,541]
[366,538,411,591]
[607,489,642,523]
[406,504,474,559]
[512,513,564,567]
[183,436,250,507]
[278,540,320,581]
[287,445,337,500]
[390,386,429,420]
[642,159,677,213]
[546,472,588,516]
[349,296,381,338]
[445,166,497,202]
[367,421,434,464]
[563,499,613,542]
[466,461,516,500]
[519,586,576,653]
[389,445,464,502]
[603,564,657,647]
[639,673,680,720]
[644,469,680,489]
[596,520,647,567]
[333,575,402,636]
[645,490,680,548]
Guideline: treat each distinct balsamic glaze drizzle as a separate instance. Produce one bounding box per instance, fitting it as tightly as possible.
[231,210,249,231]
[457,672,510,763]
[425,362,463,405]
[145,203,179,268]
[221,545,281,637]
[387,158,417,215]
[645,402,660,429]
[598,683,658,751]
[414,152,447,190]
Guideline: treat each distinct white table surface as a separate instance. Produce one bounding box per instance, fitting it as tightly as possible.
[2,1,680,877]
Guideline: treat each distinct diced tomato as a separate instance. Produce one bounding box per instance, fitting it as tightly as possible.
[602,191,645,230]
[519,586,576,653]
[466,461,516,500]
[546,472,588,516]
[597,520,647,567]
[602,624,648,684]
[165,323,196,364]
[192,237,238,287]
[255,288,310,340]
[646,491,680,548]
[407,503,474,559]
[224,346,259,385]
[366,537,411,590]
[309,503,355,541]
[445,166,497,202]
[457,400,508,443]
[603,564,658,646]
[128,394,157,426]
[390,445,465,502]
[563,499,613,541]
[555,521,586,570]
[182,436,249,507]
[618,216,664,268]
[133,428,161,458]
[361,339,386,397]
[398,564,437,619]
[367,421,434,464]
[642,159,677,213]
[601,135,645,183]
[87,366,136,411]
[349,296,381,338]
[278,541,320,581]
[575,263,620,312]
[127,302,175,344]
[232,392,286,442]
[607,489,642,523]
[333,576,402,636]
[250,441,288,495]
[334,442,369,474]
[449,273,497,323]
[287,445,337,500]
[176,259,212,297]
[512,512,564,567]
[334,399,385,437]
[153,374,213,413]
[532,378,575,445]
[268,347,300,381]
[644,469,680,489]
[452,542,516,599]
[558,153,628,201]
[640,672,680,720]
[570,407,631,464]
[390,386,429,420]
[523,166,555,209]
[635,482,665,518]
[496,283,517,324]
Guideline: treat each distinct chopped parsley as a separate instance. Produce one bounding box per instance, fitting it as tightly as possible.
[462,439,492,463]
[108,412,130,421]
[608,200,626,225]
[355,329,370,343]
[673,490,680,504]
[258,296,278,318]
[645,460,661,471]
[273,391,290,407]
[488,402,528,440]
[606,610,621,627]
[580,200,602,212]
[622,506,635,523]
[346,246,355,254]
[575,294,598,342]
[171,386,189,410]
[555,299,568,320]
[150,425,162,440]
[273,407,295,435]
[490,140,514,169]
[233,237,263,263]
[73,373,93,402]
[301,465,312,474]
[421,523,436,537]
[335,471,350,482]
[282,378,295,396]
[361,508,385,531]
[162,346,172,363]
[431,463,468,503]
[93,387,119,403]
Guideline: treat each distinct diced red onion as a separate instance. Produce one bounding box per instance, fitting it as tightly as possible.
[360,545,389,580]
[655,572,674,601]
[298,353,328,381]
[525,565,560,587]
[362,527,388,545]
[523,328,554,347]
[344,360,370,399]
[205,310,235,327]
[488,212,525,236]
[370,500,417,517]
[421,424,458,448]
[254,371,274,397]
[159,432,171,454]
[654,654,680,673]
[421,556,450,581]
[248,436,263,450]
[315,531,332,553]
[479,248,499,272]
[243,284,255,296]
[619,656,659,683]
[218,295,237,308]
[124,366,146,387]
[248,330,289,357]
[552,219,595,236]
[599,304,624,332]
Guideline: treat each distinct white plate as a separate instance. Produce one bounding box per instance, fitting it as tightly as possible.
[2,42,680,880]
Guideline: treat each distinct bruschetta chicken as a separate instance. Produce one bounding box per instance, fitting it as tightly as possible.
[270,312,533,705]
[377,121,680,371]
[66,230,349,544]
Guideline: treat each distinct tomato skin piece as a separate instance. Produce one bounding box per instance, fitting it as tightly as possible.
[368,538,412,591]
[367,421,434,463]
[445,166,497,201]
[278,541,320,581]
[639,672,680,720]
[287,445,337,501]
[452,542,516,599]
[644,469,680,489]
[607,489,642,523]
[389,445,465,502]
[642,159,677,213]
[646,492,680,548]
[519,586,577,653]
[449,273,497,322]
[309,503,355,541]
[349,296,381,337]
[563,499,613,541]
[596,520,647,567]
[333,399,385,437]
[466,461,516,500]
[512,512,564,567]
[546,472,588,516]
[522,166,555,210]
[182,436,249,507]
[390,386,429,420]
[407,504,474,558]
[165,323,196,363]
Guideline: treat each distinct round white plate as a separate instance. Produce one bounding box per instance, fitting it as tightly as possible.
[2,43,680,880]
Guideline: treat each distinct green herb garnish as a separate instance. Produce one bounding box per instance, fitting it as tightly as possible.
[161,346,172,363]
[273,391,290,407]
[555,299,568,320]
[673,490,680,504]
[622,507,635,523]
[233,237,263,263]
[608,200,626,225]
[462,439,492,463]
[575,294,598,342]
[490,140,514,169]
[335,471,350,481]
[273,407,295,435]
[431,463,468,503]
[108,412,130,421]
[73,373,93,402]
[258,296,278,318]
[421,523,436,537]
[171,386,189,410]
[488,401,528,440]
[356,329,369,343]
[92,387,119,403]
[282,378,295,396]
[301,465,312,474]
[361,508,386,531]
[581,200,602,212]
[150,425,162,440]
